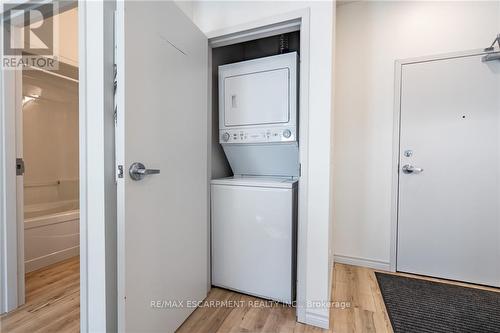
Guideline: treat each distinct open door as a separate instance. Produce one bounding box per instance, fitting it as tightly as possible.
[115,2,208,332]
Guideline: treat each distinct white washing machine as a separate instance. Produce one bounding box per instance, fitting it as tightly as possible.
[211,176,297,304]
[211,52,299,303]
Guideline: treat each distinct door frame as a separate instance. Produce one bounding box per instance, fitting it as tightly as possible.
[0,32,20,315]
[79,1,116,332]
[0,1,114,332]
[206,8,311,324]
[389,48,499,272]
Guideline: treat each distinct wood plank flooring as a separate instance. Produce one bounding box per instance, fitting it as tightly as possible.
[0,257,80,333]
[2,258,497,333]
[178,263,393,333]
[179,264,499,333]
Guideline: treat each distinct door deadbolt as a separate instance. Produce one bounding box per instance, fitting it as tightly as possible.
[403,150,413,157]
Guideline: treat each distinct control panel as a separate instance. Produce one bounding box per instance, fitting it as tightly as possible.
[220,127,296,144]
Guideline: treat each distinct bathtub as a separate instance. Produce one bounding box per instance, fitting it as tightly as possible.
[24,200,79,273]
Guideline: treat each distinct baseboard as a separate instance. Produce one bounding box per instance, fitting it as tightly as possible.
[334,254,391,271]
[305,310,330,329]
[25,246,79,273]
[328,256,334,303]
[301,261,334,330]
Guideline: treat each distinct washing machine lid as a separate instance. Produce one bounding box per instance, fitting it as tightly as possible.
[211,176,298,189]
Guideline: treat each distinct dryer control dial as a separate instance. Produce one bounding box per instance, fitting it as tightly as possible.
[222,132,230,142]
[283,129,292,138]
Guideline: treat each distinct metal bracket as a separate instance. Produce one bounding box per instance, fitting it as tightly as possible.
[16,158,25,176]
[117,165,123,179]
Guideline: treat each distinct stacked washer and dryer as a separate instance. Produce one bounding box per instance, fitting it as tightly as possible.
[211,52,299,304]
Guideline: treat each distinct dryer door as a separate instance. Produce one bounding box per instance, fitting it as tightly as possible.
[218,52,298,131]
[223,68,290,126]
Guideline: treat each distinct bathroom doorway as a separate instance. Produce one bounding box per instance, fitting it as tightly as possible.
[23,61,79,273]
[0,3,80,331]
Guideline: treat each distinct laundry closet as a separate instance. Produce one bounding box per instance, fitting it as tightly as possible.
[209,32,300,304]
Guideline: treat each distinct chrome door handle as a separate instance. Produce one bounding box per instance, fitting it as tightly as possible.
[402,164,424,174]
[129,162,160,181]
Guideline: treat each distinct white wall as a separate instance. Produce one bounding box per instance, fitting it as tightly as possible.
[333,1,500,268]
[27,7,79,67]
[58,7,78,66]
[23,71,79,206]
[191,1,335,328]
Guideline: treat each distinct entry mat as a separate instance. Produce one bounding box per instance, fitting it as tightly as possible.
[375,272,500,333]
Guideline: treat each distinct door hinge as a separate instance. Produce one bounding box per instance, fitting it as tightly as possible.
[16,158,25,176]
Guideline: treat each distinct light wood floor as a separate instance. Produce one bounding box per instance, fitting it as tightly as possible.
[178,263,393,333]
[178,264,499,333]
[2,258,497,333]
[0,256,80,333]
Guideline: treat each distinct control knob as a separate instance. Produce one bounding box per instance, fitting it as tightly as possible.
[222,132,230,142]
[283,129,292,139]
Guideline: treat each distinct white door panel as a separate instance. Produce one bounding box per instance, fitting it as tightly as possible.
[116,1,208,332]
[397,53,500,287]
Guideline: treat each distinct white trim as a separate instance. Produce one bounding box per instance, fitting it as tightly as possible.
[296,10,310,324]
[206,46,213,293]
[206,8,311,325]
[334,254,391,272]
[79,1,117,332]
[25,247,79,273]
[389,48,495,273]
[0,33,20,315]
[115,3,125,331]
[78,2,89,330]
[327,256,334,317]
[208,19,300,48]
[304,311,329,330]
[205,8,305,42]
[394,48,497,66]
[389,60,402,273]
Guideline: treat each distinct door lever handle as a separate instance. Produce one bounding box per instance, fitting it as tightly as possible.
[129,162,160,181]
[402,164,424,174]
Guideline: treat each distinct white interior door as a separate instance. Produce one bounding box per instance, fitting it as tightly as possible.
[397,52,500,287]
[115,2,208,332]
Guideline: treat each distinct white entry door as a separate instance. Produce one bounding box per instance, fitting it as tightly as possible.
[115,2,208,332]
[397,52,500,287]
